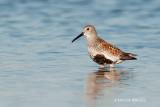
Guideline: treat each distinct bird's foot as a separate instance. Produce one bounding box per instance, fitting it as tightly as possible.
[109,64,115,71]
[99,65,105,68]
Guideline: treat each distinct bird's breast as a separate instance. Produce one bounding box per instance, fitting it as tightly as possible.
[88,47,98,58]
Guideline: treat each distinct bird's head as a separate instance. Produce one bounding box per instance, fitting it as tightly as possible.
[72,25,97,43]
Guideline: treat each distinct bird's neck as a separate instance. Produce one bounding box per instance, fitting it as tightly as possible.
[86,35,99,47]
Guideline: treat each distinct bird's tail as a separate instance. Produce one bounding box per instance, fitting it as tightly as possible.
[120,52,137,60]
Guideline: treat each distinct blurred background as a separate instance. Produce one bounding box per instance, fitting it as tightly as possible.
[0,0,160,107]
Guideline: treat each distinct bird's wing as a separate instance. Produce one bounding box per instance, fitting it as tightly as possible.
[96,37,123,62]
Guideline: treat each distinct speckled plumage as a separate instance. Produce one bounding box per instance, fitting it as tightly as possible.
[72,25,137,68]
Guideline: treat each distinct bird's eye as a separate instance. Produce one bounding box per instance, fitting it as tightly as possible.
[86,28,89,30]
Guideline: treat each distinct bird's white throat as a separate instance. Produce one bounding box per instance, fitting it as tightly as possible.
[85,34,98,46]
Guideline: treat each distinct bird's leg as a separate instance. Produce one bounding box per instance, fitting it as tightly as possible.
[99,65,105,68]
[109,64,115,71]
[109,64,114,68]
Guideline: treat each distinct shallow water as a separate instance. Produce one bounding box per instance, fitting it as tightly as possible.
[0,0,160,107]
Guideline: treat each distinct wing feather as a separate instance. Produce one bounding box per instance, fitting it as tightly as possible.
[95,37,123,62]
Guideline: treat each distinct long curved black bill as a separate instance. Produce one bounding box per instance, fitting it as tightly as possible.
[72,32,84,43]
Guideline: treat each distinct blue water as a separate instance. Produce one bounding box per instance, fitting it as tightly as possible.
[0,0,160,107]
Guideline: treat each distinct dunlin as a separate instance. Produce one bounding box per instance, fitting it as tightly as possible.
[72,25,137,68]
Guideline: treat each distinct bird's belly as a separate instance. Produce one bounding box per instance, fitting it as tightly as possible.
[93,54,113,65]
[88,47,115,65]
[102,52,119,62]
[88,47,122,65]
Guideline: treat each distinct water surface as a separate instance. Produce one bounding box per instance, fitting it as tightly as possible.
[0,0,160,107]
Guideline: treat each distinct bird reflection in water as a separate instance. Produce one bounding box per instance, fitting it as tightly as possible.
[86,68,122,100]
[85,67,133,107]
